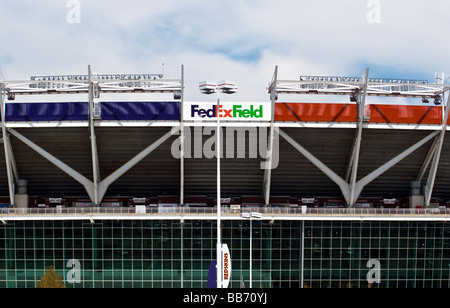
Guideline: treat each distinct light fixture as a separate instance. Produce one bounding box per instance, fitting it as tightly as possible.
[218,81,237,94]
[7,92,15,101]
[173,91,182,100]
[199,81,237,95]
[199,81,218,95]
[199,80,237,289]
[433,95,442,105]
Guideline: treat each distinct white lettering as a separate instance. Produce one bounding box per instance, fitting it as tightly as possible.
[170,126,279,170]
[183,292,217,306]
[66,259,81,284]
[367,0,381,24]
[366,259,381,284]
[228,293,267,305]
[66,0,81,24]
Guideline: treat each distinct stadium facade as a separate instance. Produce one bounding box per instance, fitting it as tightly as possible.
[0,66,449,288]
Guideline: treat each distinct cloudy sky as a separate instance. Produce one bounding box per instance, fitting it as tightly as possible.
[0,0,449,102]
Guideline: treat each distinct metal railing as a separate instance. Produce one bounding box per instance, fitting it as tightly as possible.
[0,206,449,216]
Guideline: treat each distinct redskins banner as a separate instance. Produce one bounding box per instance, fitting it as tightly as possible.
[222,243,231,288]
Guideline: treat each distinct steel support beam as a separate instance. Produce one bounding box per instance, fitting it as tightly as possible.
[278,129,351,202]
[6,136,19,184]
[9,127,176,204]
[263,66,278,205]
[180,65,185,206]
[279,128,439,206]
[353,130,440,200]
[0,87,16,205]
[8,128,95,201]
[97,128,177,202]
[88,65,101,205]
[416,136,439,183]
[424,92,450,205]
[347,68,369,207]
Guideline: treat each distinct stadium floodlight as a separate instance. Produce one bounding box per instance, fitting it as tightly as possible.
[199,80,237,288]
[199,81,218,95]
[30,73,163,82]
[275,73,447,99]
[199,81,237,95]
[218,81,237,94]
[7,91,15,101]
[433,95,442,105]
[300,75,429,85]
[173,91,182,100]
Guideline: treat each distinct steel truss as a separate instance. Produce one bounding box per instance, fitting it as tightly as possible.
[266,66,450,207]
[5,72,181,96]
[1,65,450,207]
[0,65,184,206]
[275,75,448,99]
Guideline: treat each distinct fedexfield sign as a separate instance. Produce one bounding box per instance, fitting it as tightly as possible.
[184,101,270,121]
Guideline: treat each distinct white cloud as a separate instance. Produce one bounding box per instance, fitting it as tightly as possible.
[1,0,449,101]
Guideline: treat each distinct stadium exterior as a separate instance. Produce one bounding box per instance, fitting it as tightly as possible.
[0,66,449,288]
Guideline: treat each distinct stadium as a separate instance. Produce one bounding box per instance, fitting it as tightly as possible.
[0,65,449,288]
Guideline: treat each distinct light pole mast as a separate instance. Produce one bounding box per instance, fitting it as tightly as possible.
[199,80,237,288]
[216,88,222,288]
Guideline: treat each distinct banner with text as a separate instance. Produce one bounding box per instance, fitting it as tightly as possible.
[222,243,231,288]
[183,101,271,122]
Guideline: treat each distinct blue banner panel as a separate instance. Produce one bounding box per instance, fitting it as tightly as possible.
[207,261,217,288]
[5,102,89,122]
[101,101,180,121]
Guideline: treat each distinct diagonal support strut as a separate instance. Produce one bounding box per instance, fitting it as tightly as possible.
[279,128,439,206]
[8,127,177,205]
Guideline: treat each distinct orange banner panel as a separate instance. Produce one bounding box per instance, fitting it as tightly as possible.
[275,102,443,124]
[275,103,357,122]
[368,105,442,124]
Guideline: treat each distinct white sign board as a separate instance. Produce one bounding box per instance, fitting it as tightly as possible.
[222,243,231,288]
[183,101,270,122]
[158,203,178,213]
[135,205,146,214]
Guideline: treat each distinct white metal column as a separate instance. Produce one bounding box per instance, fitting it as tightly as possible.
[97,128,178,202]
[352,130,440,200]
[180,65,185,206]
[416,136,439,183]
[279,128,439,206]
[8,127,96,201]
[263,66,278,205]
[0,86,15,205]
[216,89,222,288]
[8,126,177,204]
[279,128,350,201]
[88,65,101,205]
[424,92,450,205]
[5,136,19,184]
[348,68,369,207]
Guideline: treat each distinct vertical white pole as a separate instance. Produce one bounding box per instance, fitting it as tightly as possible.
[250,217,252,288]
[88,65,100,206]
[181,220,184,288]
[180,65,185,207]
[301,220,304,288]
[216,90,222,288]
[263,66,278,205]
[425,89,450,206]
[0,86,15,205]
